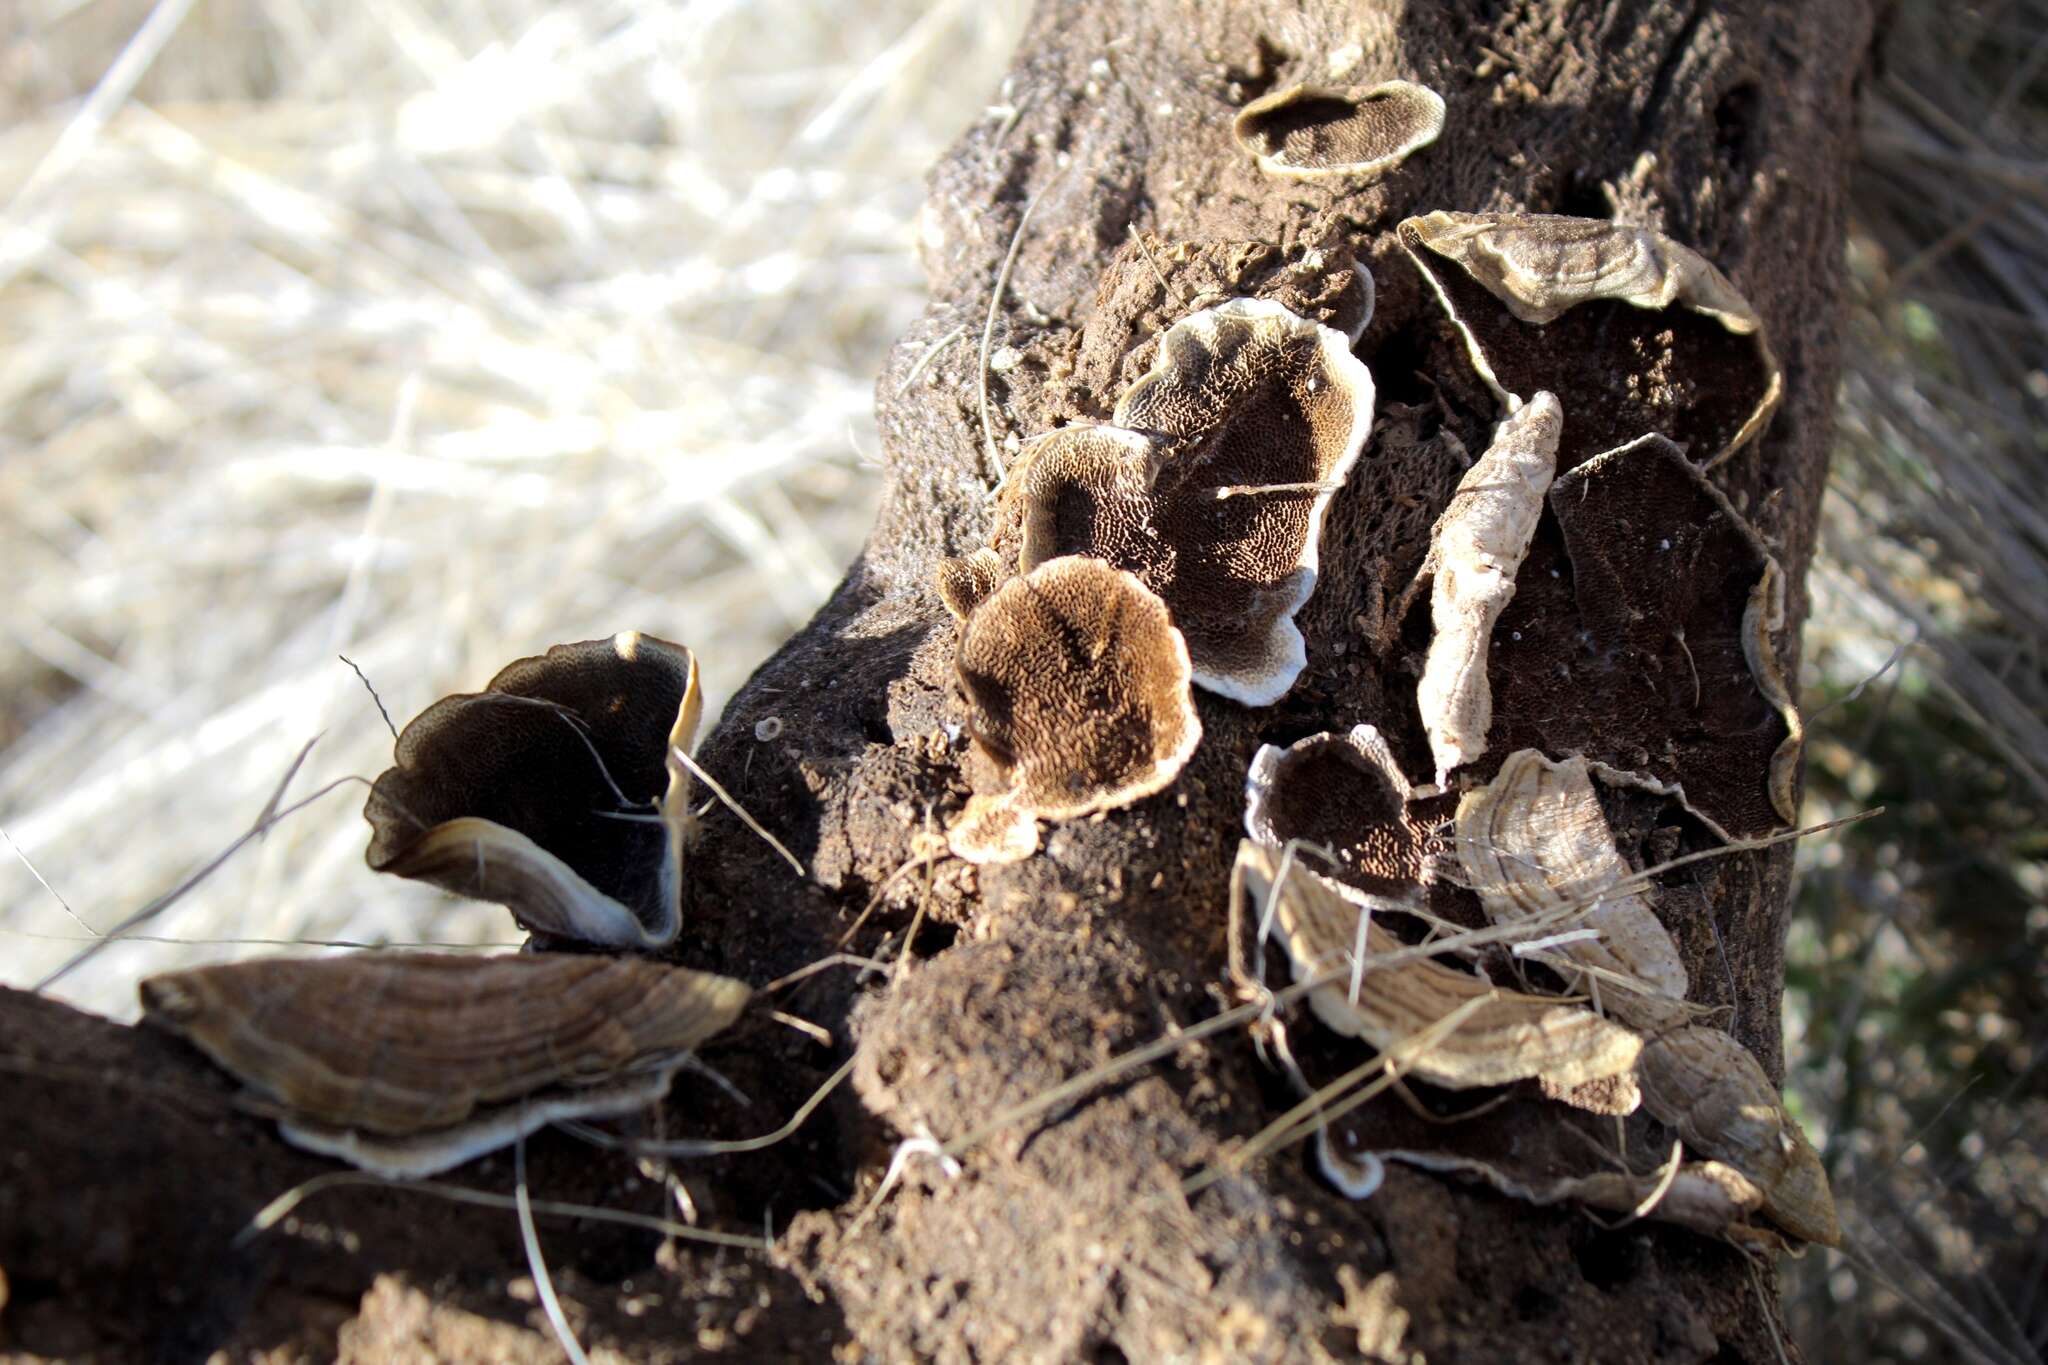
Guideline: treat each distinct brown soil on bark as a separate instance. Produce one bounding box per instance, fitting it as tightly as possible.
[0,1,1873,1360]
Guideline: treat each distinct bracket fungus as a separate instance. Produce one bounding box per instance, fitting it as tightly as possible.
[363,632,700,949]
[140,953,751,1179]
[1003,297,1374,706]
[1454,749,1688,1012]
[934,546,1008,623]
[1231,842,1642,1093]
[1488,432,1803,840]
[1452,749,1838,1245]
[1233,81,1445,181]
[1400,211,1781,468]
[948,555,1201,864]
[1413,391,1563,786]
[1242,724,1436,909]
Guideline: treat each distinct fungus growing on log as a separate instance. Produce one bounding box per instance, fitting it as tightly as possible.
[139,953,751,1179]
[1230,841,1642,1092]
[1497,433,1803,839]
[1454,748,1688,1009]
[948,556,1200,864]
[1232,80,1446,181]
[1400,211,1782,468]
[1006,297,1374,705]
[1242,724,1435,908]
[363,633,700,948]
[935,546,1007,622]
[1414,391,1563,786]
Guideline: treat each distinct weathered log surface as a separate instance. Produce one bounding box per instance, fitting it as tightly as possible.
[0,1,1872,1359]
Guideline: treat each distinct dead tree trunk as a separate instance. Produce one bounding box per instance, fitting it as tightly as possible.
[0,1,1872,1360]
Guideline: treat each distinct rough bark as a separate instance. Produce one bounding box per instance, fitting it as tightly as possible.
[0,1,1873,1360]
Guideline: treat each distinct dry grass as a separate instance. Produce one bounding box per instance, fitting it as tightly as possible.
[1,1,2044,1361]
[0,0,1029,1012]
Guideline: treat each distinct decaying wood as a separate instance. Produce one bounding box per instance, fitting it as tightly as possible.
[0,0,1874,1359]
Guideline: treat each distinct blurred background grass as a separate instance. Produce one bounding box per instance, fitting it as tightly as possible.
[0,1,2040,1361]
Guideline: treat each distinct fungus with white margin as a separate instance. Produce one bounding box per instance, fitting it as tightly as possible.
[1233,81,1445,181]
[1484,432,1803,840]
[1400,211,1782,469]
[1413,391,1563,787]
[947,555,1201,864]
[140,952,750,1179]
[363,632,699,948]
[1006,297,1375,706]
[1242,723,1437,910]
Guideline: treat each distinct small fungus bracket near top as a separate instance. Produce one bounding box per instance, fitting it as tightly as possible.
[1399,211,1782,470]
[1233,80,1446,181]
[362,632,700,949]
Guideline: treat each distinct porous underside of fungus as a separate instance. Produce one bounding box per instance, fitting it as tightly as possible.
[1002,296,1374,706]
[1401,211,1781,469]
[935,546,1007,622]
[1455,748,1689,1017]
[363,632,699,948]
[1232,81,1446,181]
[1231,842,1642,1093]
[948,556,1200,864]
[140,952,751,1177]
[1414,392,1563,785]
[1242,724,1437,908]
[1482,433,1802,840]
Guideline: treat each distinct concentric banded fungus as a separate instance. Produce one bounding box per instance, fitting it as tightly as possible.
[948,556,1200,864]
[1415,392,1563,785]
[1637,1026,1841,1246]
[1233,81,1445,181]
[1008,298,1374,705]
[1498,433,1802,839]
[1454,748,1688,1014]
[1232,842,1642,1093]
[1400,211,1781,468]
[140,952,751,1179]
[364,633,699,948]
[1242,724,1434,908]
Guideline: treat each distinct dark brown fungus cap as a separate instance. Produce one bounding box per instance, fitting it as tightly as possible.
[364,632,700,948]
[948,556,1200,864]
[1400,211,1781,469]
[1233,81,1445,181]
[1242,724,1436,908]
[1485,434,1802,840]
[1008,298,1374,706]
[141,952,750,1177]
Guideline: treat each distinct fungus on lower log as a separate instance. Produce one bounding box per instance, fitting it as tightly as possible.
[1232,80,1446,181]
[1241,723,1439,910]
[1002,297,1374,705]
[139,952,750,1179]
[1483,433,1804,841]
[363,632,701,948]
[1400,211,1782,469]
[947,555,1201,864]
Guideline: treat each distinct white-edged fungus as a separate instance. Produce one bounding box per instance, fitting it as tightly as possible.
[1231,841,1642,1093]
[1414,392,1563,786]
[947,556,1201,864]
[363,632,700,948]
[1233,81,1446,181]
[1005,297,1374,706]
[1242,724,1431,908]
[140,952,751,1179]
[1399,211,1782,467]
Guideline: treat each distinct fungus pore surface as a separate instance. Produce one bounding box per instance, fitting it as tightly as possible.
[1232,81,1446,181]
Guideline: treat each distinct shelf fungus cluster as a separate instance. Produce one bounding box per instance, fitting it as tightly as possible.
[938,296,1374,863]
[1400,210,1782,470]
[1234,726,1838,1246]
[141,631,757,1179]
[1233,80,1445,181]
